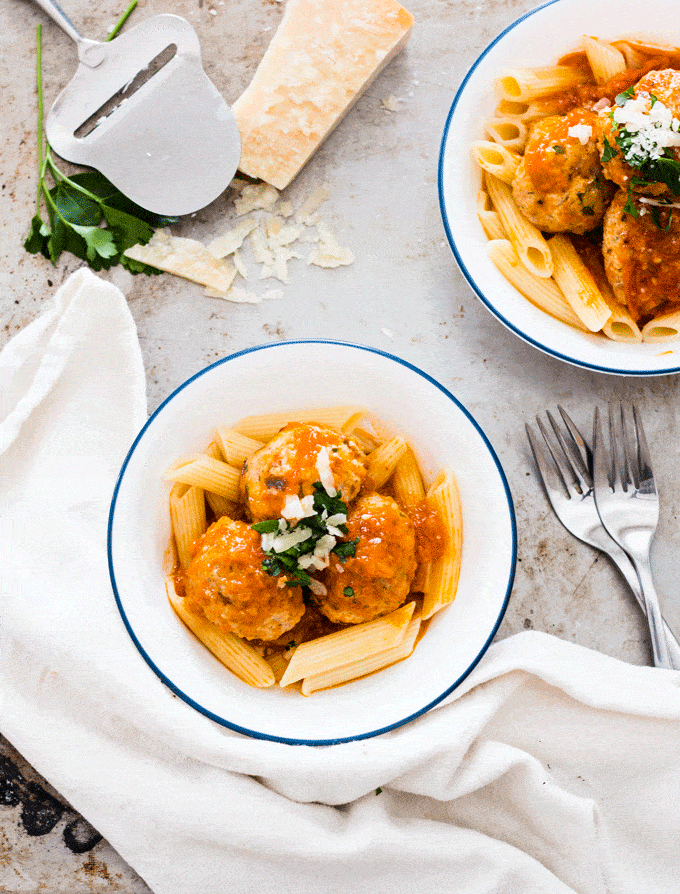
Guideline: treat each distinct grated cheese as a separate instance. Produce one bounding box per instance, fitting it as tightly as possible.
[567,124,592,145]
[315,446,337,496]
[612,93,680,163]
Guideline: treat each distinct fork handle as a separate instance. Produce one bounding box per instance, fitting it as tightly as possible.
[630,554,673,669]
[604,544,680,669]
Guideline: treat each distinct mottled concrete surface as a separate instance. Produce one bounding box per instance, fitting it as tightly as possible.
[2,0,680,889]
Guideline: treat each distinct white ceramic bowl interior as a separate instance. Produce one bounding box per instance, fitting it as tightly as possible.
[439,0,680,376]
[109,341,516,744]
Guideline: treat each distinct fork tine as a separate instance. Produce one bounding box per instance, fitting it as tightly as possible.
[526,422,570,503]
[553,406,592,486]
[608,402,627,491]
[557,405,592,477]
[535,415,583,494]
[545,410,590,493]
[632,404,657,496]
[592,406,611,492]
[620,401,640,490]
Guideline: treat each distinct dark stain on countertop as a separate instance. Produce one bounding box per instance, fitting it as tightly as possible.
[0,754,102,853]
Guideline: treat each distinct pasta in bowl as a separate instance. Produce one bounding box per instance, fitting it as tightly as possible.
[108,342,515,744]
[439,0,680,375]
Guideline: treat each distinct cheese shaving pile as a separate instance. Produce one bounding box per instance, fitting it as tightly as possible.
[124,180,354,304]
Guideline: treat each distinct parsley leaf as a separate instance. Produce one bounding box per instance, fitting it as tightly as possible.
[24,24,174,273]
[252,519,280,534]
[332,538,359,562]
[552,144,565,154]
[650,204,673,232]
[615,85,636,106]
[601,138,617,163]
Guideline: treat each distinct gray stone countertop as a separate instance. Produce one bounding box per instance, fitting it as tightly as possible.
[1,0,679,889]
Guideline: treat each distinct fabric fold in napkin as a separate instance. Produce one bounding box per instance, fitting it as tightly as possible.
[2,269,680,894]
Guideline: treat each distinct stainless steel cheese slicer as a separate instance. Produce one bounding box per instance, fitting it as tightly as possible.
[32,0,241,215]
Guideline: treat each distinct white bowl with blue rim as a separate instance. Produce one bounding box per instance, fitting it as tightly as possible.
[108,341,515,744]
[439,0,680,376]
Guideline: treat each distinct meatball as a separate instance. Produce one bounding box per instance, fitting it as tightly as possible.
[595,69,680,196]
[512,107,612,234]
[183,516,305,641]
[318,493,417,625]
[603,189,680,324]
[242,422,367,522]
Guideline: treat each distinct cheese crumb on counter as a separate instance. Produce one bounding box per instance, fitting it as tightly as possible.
[308,221,355,268]
[124,230,236,292]
[232,0,414,189]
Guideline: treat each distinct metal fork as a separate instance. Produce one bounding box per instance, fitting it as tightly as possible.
[593,403,673,669]
[526,406,680,668]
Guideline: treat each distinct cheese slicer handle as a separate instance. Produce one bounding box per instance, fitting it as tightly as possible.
[32,0,104,66]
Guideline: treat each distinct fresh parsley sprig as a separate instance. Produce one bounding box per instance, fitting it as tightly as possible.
[24,22,175,272]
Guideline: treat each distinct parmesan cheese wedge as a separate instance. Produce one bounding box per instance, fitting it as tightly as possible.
[124,230,236,293]
[232,0,414,189]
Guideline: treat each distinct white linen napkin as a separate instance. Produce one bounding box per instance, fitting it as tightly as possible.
[2,269,680,894]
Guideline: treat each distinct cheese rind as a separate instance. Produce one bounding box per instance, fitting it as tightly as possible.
[233,0,414,189]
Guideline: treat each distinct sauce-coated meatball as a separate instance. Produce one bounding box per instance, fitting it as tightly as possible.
[183,516,305,641]
[242,423,367,521]
[512,108,612,234]
[602,189,680,324]
[318,493,417,625]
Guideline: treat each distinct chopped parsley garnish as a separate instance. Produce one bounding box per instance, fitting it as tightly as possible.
[332,538,359,562]
[252,519,280,534]
[650,204,673,232]
[601,137,618,162]
[552,144,565,154]
[254,483,357,587]
[343,587,355,598]
[615,85,636,106]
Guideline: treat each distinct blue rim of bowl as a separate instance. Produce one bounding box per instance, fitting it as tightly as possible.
[437,0,680,378]
[108,340,517,745]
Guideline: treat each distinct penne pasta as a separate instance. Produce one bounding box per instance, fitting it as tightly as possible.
[301,615,422,695]
[477,190,506,241]
[366,435,408,490]
[610,40,648,70]
[163,455,241,500]
[169,483,207,569]
[470,141,521,185]
[581,36,627,85]
[495,65,589,102]
[494,96,576,122]
[204,440,225,462]
[167,580,275,687]
[349,426,382,454]
[215,426,262,467]
[641,309,680,343]
[391,447,426,511]
[422,471,463,620]
[279,602,416,687]
[484,117,528,152]
[234,406,368,440]
[485,174,554,278]
[205,491,238,520]
[600,285,643,344]
[487,239,588,330]
[549,234,611,332]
